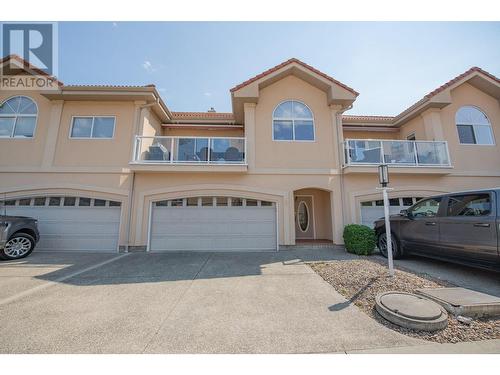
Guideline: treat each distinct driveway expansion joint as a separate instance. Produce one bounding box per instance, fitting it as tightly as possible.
[141,253,213,353]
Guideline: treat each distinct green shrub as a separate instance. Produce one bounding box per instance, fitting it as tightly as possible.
[343,224,376,256]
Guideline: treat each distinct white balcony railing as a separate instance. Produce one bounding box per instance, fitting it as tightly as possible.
[132,136,246,165]
[344,139,451,167]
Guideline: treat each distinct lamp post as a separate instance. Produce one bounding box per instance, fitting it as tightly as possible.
[377,164,394,277]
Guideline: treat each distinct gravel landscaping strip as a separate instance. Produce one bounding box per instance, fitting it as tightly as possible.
[309,258,500,343]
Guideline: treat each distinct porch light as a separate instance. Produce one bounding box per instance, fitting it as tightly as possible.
[378,164,389,187]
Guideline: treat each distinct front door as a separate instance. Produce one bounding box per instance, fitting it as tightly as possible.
[295,196,314,239]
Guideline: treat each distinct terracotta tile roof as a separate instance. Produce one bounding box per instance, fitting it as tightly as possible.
[0,54,64,86]
[424,66,500,99]
[394,66,500,122]
[1,54,158,90]
[171,111,235,121]
[342,115,395,123]
[63,84,155,89]
[230,58,359,96]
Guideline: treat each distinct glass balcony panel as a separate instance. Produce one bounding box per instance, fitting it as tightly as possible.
[174,138,209,162]
[136,137,172,162]
[382,141,416,165]
[344,139,450,167]
[416,141,449,165]
[347,140,382,164]
[210,138,245,163]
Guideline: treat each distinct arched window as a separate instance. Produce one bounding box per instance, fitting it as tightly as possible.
[0,96,38,138]
[456,106,494,145]
[272,100,314,141]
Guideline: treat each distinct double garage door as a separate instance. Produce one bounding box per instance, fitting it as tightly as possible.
[1,196,121,252]
[150,196,277,252]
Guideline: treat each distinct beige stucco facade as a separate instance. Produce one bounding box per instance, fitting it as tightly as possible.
[1,56,499,251]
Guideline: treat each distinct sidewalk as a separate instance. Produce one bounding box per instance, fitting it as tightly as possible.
[339,339,500,354]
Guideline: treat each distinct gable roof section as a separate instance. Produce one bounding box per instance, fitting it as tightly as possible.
[392,66,500,126]
[0,54,64,86]
[230,58,359,96]
[230,58,359,123]
[425,66,500,99]
[344,66,500,128]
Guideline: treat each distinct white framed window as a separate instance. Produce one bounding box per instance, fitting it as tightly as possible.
[70,116,115,139]
[456,106,494,145]
[0,96,38,138]
[272,100,315,141]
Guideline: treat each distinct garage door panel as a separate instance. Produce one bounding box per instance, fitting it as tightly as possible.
[360,197,421,227]
[38,235,118,252]
[150,201,277,252]
[37,220,120,235]
[3,203,120,252]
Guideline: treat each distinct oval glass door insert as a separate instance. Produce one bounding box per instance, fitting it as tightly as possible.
[298,201,309,232]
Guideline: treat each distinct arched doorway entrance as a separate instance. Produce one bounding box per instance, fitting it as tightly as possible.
[294,188,332,243]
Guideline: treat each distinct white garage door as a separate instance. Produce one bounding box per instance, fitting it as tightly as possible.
[360,196,424,227]
[150,196,277,252]
[1,196,121,252]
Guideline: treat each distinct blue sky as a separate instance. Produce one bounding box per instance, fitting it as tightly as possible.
[58,22,500,116]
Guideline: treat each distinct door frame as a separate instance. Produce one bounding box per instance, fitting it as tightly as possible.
[295,194,316,239]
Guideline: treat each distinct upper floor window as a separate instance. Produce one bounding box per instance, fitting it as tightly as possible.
[456,106,494,145]
[0,96,38,138]
[272,100,314,141]
[70,116,115,139]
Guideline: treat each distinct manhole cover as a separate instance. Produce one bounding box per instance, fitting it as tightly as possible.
[375,291,448,332]
[380,293,443,321]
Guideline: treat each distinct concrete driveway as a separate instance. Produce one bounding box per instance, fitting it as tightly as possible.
[389,253,500,297]
[0,249,423,354]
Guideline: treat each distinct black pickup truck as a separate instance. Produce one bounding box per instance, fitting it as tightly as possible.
[0,216,40,260]
[374,188,500,271]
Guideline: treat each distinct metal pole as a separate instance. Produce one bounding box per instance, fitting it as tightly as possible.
[382,187,394,277]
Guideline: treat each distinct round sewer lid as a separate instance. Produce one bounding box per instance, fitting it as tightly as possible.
[380,292,443,321]
[375,291,448,332]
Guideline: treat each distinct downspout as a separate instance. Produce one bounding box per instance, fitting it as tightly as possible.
[335,104,353,233]
[124,98,158,252]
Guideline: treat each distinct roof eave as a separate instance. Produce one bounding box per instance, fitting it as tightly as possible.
[230,59,358,123]
[393,68,500,127]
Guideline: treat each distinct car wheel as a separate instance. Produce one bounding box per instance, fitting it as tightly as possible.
[1,233,35,260]
[377,232,401,259]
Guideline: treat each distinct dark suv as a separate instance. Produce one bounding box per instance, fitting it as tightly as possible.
[374,188,500,271]
[0,216,40,260]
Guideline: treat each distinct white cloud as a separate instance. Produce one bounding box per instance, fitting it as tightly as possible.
[142,60,156,73]
[204,92,212,97]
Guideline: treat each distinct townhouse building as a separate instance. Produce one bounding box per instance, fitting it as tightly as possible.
[1,55,499,252]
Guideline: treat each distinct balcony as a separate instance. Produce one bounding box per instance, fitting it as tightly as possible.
[130,136,247,172]
[343,139,452,174]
